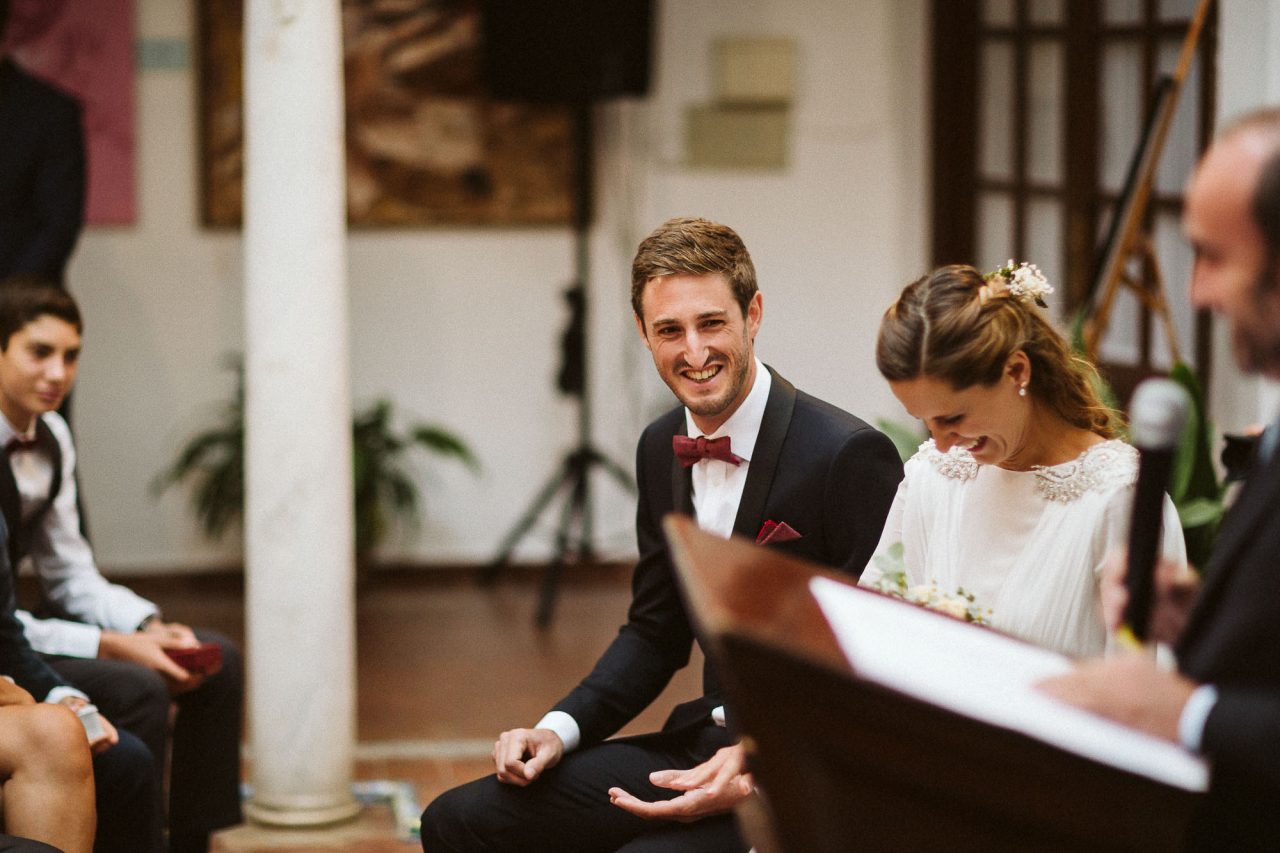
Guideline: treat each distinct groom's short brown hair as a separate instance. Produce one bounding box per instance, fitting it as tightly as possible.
[630,217,757,321]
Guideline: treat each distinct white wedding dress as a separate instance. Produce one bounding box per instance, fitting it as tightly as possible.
[859,439,1188,658]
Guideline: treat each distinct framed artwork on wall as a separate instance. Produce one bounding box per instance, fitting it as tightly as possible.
[197,0,579,228]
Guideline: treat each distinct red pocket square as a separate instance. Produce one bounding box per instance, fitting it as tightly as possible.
[756,520,801,545]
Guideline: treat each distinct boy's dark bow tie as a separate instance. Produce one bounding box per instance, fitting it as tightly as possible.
[4,435,39,454]
[673,435,742,467]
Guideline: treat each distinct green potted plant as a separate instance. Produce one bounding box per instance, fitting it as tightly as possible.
[1165,361,1227,569]
[154,358,478,566]
[1071,312,1226,567]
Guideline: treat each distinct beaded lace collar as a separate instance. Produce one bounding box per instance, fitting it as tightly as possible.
[920,439,1138,503]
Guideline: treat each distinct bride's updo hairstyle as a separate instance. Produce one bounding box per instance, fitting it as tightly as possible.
[876,264,1116,439]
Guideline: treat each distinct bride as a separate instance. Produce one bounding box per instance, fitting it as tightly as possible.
[860,262,1187,657]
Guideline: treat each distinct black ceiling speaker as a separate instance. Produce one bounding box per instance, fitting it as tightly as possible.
[480,0,653,102]
[479,2,650,617]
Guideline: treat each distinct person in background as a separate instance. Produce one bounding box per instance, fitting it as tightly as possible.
[0,511,161,853]
[0,0,86,284]
[1041,106,1280,850]
[0,277,242,853]
[0,677,95,853]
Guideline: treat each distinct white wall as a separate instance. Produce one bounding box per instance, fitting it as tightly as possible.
[68,0,930,574]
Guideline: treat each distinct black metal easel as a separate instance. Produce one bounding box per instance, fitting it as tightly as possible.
[481,103,635,627]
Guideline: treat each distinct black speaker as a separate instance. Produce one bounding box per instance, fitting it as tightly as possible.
[480,0,653,103]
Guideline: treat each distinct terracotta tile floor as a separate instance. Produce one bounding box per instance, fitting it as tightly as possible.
[131,566,703,836]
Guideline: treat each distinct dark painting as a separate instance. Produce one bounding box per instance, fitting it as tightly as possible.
[198,0,578,227]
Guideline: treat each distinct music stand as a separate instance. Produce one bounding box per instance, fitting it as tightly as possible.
[481,103,634,627]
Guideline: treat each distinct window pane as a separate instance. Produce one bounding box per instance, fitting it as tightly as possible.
[1155,40,1201,196]
[1159,0,1197,21]
[980,42,1015,181]
[978,192,1015,272]
[1097,255,1144,366]
[1025,198,1066,320]
[1103,0,1143,25]
[1100,41,1144,193]
[1029,0,1065,26]
[1156,33,1192,78]
[983,0,1015,27]
[1027,42,1064,186]
[1153,211,1195,369]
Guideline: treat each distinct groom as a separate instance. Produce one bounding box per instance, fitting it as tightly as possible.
[421,216,902,851]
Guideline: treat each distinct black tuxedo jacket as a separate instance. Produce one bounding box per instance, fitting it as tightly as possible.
[0,58,85,282]
[0,515,68,700]
[551,367,903,746]
[1176,446,1280,849]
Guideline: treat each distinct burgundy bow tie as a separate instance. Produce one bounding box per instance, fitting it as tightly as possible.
[673,435,742,468]
[4,435,38,454]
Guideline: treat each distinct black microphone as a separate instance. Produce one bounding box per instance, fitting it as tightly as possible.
[1120,378,1191,646]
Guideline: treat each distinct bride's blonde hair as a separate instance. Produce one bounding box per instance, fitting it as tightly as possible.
[876,264,1117,438]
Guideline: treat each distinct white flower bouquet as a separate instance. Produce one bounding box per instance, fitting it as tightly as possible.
[869,543,992,625]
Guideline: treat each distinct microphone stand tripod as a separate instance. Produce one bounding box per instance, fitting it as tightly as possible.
[481,102,635,627]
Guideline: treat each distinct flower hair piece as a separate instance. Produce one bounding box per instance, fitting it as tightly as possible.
[983,259,1054,308]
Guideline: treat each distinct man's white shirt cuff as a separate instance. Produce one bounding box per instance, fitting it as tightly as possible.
[1178,683,1218,753]
[536,711,580,753]
[44,685,90,705]
[711,705,726,727]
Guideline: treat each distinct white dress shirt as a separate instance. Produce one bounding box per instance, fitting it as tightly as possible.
[538,360,771,750]
[686,360,771,541]
[3,412,158,659]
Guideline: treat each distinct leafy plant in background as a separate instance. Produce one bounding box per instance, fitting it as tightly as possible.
[1069,311,1129,443]
[350,399,476,557]
[876,418,927,464]
[154,357,478,565]
[155,357,246,542]
[1165,361,1226,568]
[1071,311,1225,568]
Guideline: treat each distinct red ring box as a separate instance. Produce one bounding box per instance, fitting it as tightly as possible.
[164,643,222,674]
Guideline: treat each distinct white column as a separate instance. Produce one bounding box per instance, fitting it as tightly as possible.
[242,0,359,827]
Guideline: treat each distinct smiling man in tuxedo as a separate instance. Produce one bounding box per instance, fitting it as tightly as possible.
[421,216,902,852]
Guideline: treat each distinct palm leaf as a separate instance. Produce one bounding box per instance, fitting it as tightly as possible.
[1177,497,1226,530]
[410,425,479,470]
[157,369,478,555]
[1167,361,1221,505]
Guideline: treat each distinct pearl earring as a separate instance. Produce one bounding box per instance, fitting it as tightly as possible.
[1019,382,1028,398]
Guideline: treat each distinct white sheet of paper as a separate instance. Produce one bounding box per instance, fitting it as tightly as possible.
[810,576,1207,791]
